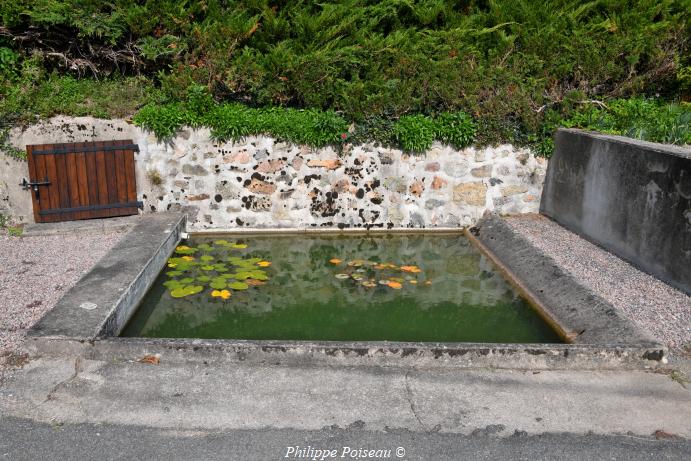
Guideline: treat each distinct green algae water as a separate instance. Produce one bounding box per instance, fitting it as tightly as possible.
[122,234,561,343]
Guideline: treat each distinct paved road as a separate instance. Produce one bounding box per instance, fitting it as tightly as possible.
[1,416,689,461]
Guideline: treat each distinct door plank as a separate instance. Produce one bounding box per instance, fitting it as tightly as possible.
[65,144,83,219]
[26,144,42,223]
[75,150,91,219]
[43,152,60,223]
[95,141,110,219]
[53,144,73,221]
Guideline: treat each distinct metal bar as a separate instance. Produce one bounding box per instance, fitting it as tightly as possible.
[39,201,143,215]
[31,144,140,155]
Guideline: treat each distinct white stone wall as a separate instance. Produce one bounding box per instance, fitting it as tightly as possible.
[2,116,547,229]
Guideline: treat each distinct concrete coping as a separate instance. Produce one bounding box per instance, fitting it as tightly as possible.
[25,213,667,370]
[558,128,691,159]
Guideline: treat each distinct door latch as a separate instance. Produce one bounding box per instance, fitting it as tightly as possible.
[20,177,51,200]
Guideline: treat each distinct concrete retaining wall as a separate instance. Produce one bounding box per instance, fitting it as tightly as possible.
[541,128,691,294]
[1,116,546,229]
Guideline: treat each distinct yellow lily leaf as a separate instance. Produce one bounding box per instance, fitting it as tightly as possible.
[257,261,272,267]
[181,256,195,261]
[329,258,342,264]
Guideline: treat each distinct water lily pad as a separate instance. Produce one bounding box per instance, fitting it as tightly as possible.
[179,277,194,284]
[181,256,195,261]
[163,280,183,289]
[213,264,228,272]
[335,273,350,279]
[233,271,253,280]
[361,281,377,288]
[231,243,248,249]
[257,261,271,267]
[246,279,266,286]
[198,243,212,251]
[200,255,214,262]
[210,279,227,290]
[386,281,403,289]
[329,258,342,264]
[196,275,211,282]
[378,280,391,285]
[170,285,203,298]
[214,240,230,246]
[201,265,215,271]
[174,246,197,255]
[166,270,183,277]
[228,281,249,290]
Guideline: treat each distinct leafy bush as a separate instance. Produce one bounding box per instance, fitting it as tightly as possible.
[393,115,436,152]
[434,112,476,150]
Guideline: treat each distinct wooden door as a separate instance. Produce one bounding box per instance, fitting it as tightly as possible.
[25,140,142,223]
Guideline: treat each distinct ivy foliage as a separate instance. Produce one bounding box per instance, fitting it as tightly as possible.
[132,86,475,151]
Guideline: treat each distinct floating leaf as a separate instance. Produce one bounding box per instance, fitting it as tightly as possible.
[211,289,231,300]
[400,265,422,273]
[179,277,194,284]
[335,273,350,279]
[167,270,183,277]
[174,246,197,255]
[246,278,266,286]
[210,279,227,290]
[170,285,203,298]
[257,261,271,267]
[373,264,387,270]
[200,255,214,262]
[329,258,342,264]
[361,281,377,288]
[424,280,432,286]
[198,243,212,251]
[386,281,403,289]
[181,256,195,261]
[201,265,215,271]
[378,280,391,285]
[390,277,404,283]
[213,264,228,272]
[409,280,418,285]
[351,274,364,281]
[167,262,177,268]
[214,240,230,246]
[163,280,183,289]
[228,281,249,290]
[233,271,253,280]
[231,243,248,249]
[196,275,211,282]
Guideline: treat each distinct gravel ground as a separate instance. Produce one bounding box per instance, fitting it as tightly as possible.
[505,214,691,353]
[0,231,124,359]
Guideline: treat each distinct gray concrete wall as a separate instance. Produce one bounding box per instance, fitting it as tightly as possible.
[541,128,691,294]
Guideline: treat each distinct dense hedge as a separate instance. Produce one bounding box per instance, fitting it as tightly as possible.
[0,0,689,156]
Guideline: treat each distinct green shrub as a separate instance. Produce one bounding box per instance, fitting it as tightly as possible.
[434,112,476,150]
[393,115,436,153]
